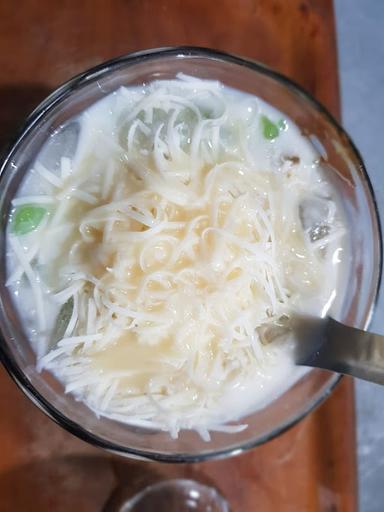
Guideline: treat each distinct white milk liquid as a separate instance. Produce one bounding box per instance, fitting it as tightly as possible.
[6,76,349,436]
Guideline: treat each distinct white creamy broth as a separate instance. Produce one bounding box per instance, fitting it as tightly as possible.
[6,74,347,438]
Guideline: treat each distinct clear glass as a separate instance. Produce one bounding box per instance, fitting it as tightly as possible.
[113,480,229,512]
[0,47,381,462]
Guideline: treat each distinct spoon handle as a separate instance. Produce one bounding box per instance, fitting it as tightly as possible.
[295,316,384,385]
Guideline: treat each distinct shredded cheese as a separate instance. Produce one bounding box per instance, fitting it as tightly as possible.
[6,75,346,438]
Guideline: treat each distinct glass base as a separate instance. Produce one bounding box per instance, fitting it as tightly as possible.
[118,479,230,512]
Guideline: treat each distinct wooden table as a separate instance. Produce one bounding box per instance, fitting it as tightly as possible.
[0,1,357,510]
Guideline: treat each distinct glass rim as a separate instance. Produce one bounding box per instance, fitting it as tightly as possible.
[0,46,381,463]
[118,478,230,510]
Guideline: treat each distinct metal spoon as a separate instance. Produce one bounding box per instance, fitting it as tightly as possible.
[293,316,384,385]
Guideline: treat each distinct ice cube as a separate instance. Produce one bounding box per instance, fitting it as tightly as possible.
[299,196,334,243]
[38,121,80,171]
[299,197,330,230]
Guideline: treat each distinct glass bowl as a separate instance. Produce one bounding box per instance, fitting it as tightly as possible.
[0,47,381,462]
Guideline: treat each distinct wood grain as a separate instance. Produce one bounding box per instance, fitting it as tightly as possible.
[0,1,356,511]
